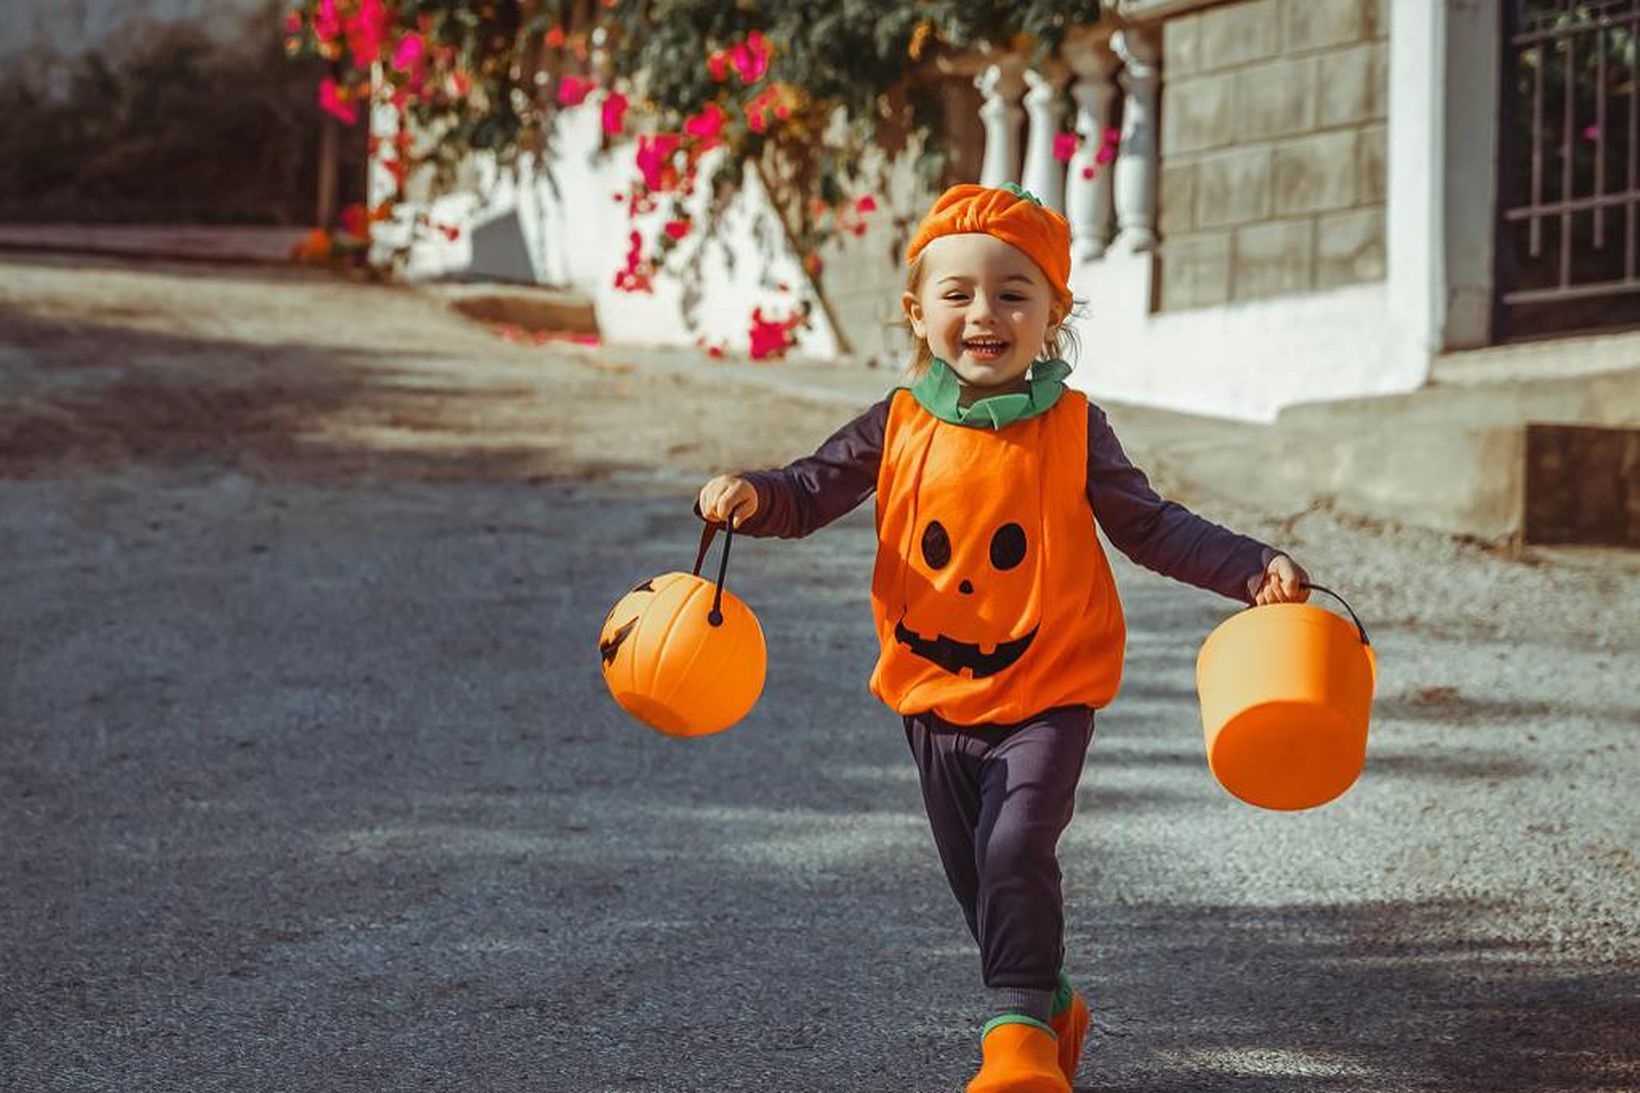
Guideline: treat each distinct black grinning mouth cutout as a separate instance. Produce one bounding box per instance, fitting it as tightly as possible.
[893,618,1038,678]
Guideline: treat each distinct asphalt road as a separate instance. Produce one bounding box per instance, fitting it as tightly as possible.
[3,463,1637,1093]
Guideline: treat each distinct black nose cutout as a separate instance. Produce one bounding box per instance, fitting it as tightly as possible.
[959,579,974,595]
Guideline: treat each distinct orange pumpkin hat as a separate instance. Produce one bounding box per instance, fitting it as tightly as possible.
[904,183,1074,312]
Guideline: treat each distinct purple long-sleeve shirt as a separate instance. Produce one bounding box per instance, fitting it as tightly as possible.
[735,395,1276,604]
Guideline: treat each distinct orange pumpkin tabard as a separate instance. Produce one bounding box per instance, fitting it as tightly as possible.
[869,388,1126,724]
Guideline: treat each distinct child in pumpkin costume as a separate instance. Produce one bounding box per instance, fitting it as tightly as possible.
[698,183,1310,1092]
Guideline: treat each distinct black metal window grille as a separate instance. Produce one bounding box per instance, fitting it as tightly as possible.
[1497,0,1640,338]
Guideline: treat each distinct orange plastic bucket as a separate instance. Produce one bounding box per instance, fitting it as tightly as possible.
[1195,584,1376,811]
[598,521,766,738]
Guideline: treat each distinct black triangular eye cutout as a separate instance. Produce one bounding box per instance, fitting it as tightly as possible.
[990,523,1026,570]
[628,578,655,594]
[922,520,952,569]
[600,618,638,664]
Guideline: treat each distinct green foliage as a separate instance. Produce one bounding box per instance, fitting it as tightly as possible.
[289,1,1106,243]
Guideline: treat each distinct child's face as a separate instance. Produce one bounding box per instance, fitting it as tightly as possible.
[903,233,1059,391]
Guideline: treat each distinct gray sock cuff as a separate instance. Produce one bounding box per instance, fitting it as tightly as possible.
[987,986,1056,1025]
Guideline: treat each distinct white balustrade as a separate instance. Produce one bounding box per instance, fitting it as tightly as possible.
[1110,27,1160,254]
[1063,38,1119,261]
[967,26,1161,262]
[1021,67,1069,212]
[976,60,1027,188]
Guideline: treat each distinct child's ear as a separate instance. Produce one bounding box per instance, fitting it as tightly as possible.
[902,291,926,338]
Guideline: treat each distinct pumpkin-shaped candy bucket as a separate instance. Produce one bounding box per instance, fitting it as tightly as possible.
[597,521,766,737]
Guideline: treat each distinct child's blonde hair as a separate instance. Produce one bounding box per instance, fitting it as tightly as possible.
[897,250,1085,380]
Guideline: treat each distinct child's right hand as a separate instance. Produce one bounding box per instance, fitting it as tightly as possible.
[697,475,759,528]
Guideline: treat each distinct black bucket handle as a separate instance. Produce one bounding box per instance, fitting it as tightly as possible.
[1297,582,1371,647]
[692,520,736,627]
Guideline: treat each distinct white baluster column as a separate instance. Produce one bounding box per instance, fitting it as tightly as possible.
[1111,27,1160,254]
[976,60,1027,188]
[1021,67,1068,212]
[1063,38,1119,261]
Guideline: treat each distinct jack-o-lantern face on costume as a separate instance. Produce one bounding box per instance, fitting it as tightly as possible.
[894,517,1039,678]
[869,387,1127,725]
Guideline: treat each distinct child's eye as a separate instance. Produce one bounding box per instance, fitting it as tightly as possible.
[942,294,968,302]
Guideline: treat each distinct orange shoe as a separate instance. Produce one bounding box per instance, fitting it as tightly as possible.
[965,1019,1070,1093]
[1048,987,1090,1083]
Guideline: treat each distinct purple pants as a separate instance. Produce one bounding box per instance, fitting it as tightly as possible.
[903,703,1096,993]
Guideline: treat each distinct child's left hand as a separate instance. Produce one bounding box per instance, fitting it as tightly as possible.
[1251,552,1311,605]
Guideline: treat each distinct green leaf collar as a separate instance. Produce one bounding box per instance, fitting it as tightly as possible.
[908,357,1071,429]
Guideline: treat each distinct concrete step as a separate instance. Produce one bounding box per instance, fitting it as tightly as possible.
[1128,365,1640,546]
[1433,328,1640,386]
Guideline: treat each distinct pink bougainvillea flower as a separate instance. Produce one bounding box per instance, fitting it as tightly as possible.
[730,31,771,83]
[683,102,725,144]
[747,305,804,360]
[557,75,597,107]
[338,202,370,239]
[1053,132,1078,163]
[392,32,425,72]
[283,10,302,34]
[707,50,730,82]
[545,25,566,47]
[1583,123,1602,142]
[319,77,358,125]
[744,87,775,133]
[345,0,390,62]
[1096,126,1122,164]
[855,194,877,214]
[635,133,682,191]
[616,229,651,292]
[601,91,629,136]
[663,219,692,241]
[314,0,342,43]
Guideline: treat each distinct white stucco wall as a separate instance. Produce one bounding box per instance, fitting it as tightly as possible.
[377,96,841,360]
[1069,252,1417,423]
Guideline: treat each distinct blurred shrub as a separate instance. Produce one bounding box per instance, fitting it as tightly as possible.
[0,6,366,224]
